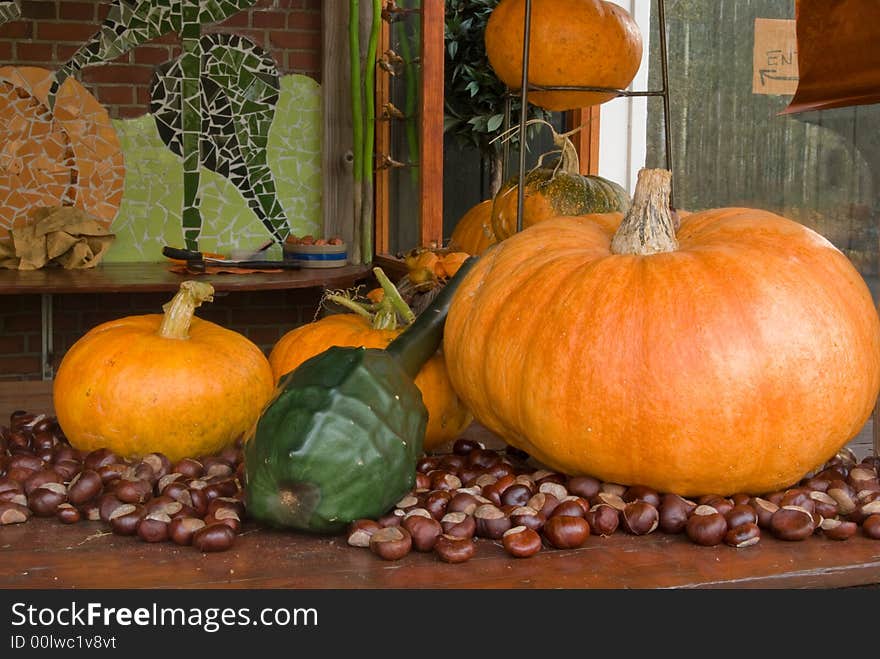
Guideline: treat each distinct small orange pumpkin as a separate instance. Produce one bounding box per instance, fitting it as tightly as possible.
[449,199,497,256]
[53,281,276,462]
[485,0,644,111]
[269,269,472,450]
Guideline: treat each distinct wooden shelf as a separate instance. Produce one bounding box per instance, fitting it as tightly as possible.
[0,262,371,295]
[2,508,879,590]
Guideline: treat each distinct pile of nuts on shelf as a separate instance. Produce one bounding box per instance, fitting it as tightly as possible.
[0,411,244,552]
[3,410,880,561]
[348,438,880,563]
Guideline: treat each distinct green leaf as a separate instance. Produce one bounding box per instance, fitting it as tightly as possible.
[486,113,504,132]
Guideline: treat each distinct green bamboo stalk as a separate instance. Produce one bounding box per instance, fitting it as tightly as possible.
[360,0,381,264]
[350,0,364,264]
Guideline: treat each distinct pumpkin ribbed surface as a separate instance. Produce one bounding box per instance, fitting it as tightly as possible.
[444,198,880,495]
[269,314,471,450]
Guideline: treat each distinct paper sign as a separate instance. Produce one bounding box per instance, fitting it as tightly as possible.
[753,18,799,95]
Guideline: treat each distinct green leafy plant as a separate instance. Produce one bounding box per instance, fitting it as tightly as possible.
[444,0,550,196]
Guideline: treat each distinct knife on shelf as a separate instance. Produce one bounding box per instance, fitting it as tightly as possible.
[162,246,301,270]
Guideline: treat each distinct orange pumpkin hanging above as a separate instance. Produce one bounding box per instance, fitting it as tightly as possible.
[484,0,644,111]
[444,169,880,496]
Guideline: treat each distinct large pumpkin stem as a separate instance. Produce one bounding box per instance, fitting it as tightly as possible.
[158,280,215,339]
[610,169,678,256]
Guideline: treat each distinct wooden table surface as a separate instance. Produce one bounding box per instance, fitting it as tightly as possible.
[0,261,371,295]
[2,387,879,590]
[2,517,879,590]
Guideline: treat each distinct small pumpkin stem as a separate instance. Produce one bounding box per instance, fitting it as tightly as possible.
[610,169,679,256]
[158,280,214,340]
[373,267,416,325]
[550,125,582,177]
[323,267,415,330]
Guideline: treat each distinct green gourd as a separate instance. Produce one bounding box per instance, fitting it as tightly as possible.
[244,257,477,533]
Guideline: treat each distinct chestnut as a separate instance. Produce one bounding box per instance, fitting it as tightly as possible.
[659,493,696,534]
[769,506,814,541]
[585,504,619,536]
[537,481,569,501]
[0,501,31,525]
[502,526,542,558]
[447,492,480,516]
[750,497,779,529]
[473,504,511,539]
[723,522,761,548]
[424,490,452,520]
[434,534,475,563]
[685,508,727,546]
[725,504,758,529]
[452,438,483,456]
[402,515,442,552]
[550,499,587,519]
[620,501,659,535]
[169,517,206,546]
[819,518,857,541]
[527,492,560,518]
[138,512,172,543]
[55,503,81,524]
[347,519,382,547]
[482,474,515,505]
[542,515,590,549]
[440,512,476,539]
[623,485,661,509]
[591,492,626,512]
[28,482,67,517]
[108,503,145,535]
[509,506,546,531]
[566,475,601,499]
[863,514,880,540]
[599,482,627,497]
[500,483,533,508]
[369,526,412,561]
[808,491,839,520]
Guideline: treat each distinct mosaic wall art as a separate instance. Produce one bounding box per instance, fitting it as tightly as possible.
[0,0,322,261]
[0,66,126,246]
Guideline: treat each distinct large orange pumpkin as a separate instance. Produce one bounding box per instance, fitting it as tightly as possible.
[53,281,276,462]
[485,0,644,111]
[269,271,472,450]
[449,199,497,256]
[444,169,880,496]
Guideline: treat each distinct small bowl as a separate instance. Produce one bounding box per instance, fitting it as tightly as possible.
[283,242,348,268]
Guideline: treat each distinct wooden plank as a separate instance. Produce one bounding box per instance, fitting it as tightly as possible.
[322,2,356,249]
[374,20,392,255]
[567,107,601,175]
[1,517,879,589]
[418,1,444,248]
[0,263,371,295]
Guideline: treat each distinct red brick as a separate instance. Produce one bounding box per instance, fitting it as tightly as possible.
[216,11,251,28]
[96,1,110,21]
[288,51,320,74]
[21,1,57,20]
[51,312,81,332]
[207,27,269,49]
[117,106,148,119]
[149,31,179,45]
[287,11,321,31]
[15,41,54,63]
[82,63,155,85]
[96,293,136,312]
[4,313,41,332]
[133,45,173,65]
[0,355,41,377]
[253,11,287,29]
[136,85,151,106]
[54,294,96,311]
[93,85,136,106]
[0,41,12,61]
[56,44,80,61]
[0,22,34,40]
[0,334,25,353]
[36,22,101,43]
[268,30,321,51]
[59,2,95,21]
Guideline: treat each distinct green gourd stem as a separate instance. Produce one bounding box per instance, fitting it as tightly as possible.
[373,267,415,324]
[324,266,415,330]
[610,168,678,256]
[386,257,478,379]
[158,281,214,339]
[395,3,419,186]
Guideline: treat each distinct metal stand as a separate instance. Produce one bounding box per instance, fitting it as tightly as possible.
[506,0,674,231]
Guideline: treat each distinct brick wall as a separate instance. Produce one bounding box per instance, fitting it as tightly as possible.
[0,0,326,381]
[0,288,326,381]
[0,0,323,118]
